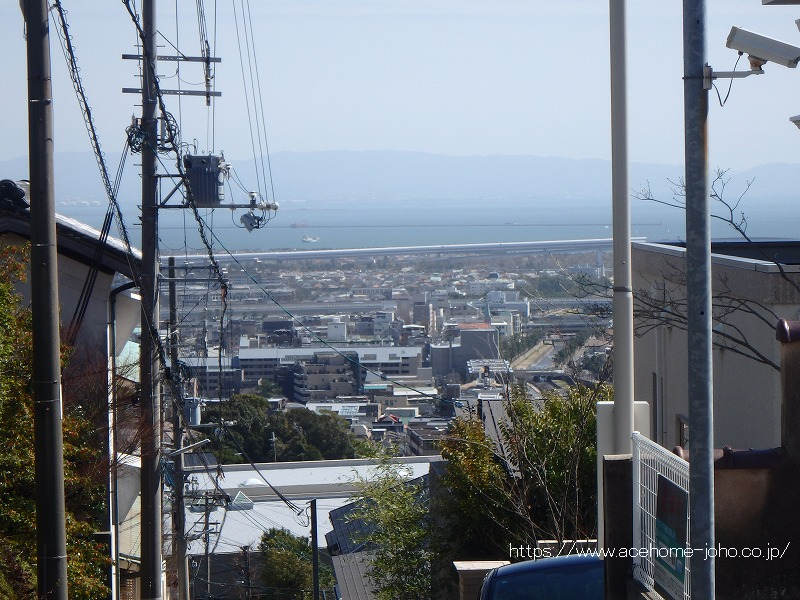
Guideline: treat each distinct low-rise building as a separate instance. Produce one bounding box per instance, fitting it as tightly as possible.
[238,345,423,385]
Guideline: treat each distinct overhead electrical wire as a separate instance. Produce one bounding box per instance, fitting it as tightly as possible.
[122,0,309,528]
[243,0,277,205]
[120,0,395,549]
[50,0,132,345]
[231,0,264,200]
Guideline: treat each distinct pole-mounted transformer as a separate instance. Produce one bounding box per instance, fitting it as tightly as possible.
[183,154,228,208]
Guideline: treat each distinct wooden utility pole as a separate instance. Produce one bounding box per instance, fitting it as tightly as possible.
[24,0,69,597]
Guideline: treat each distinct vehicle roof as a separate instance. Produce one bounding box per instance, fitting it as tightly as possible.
[495,553,601,576]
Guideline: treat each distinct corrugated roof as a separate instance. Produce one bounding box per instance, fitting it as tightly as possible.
[332,552,377,600]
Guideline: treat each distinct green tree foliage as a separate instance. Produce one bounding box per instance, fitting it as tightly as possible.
[502,383,601,542]
[202,394,357,464]
[257,527,334,594]
[257,378,282,397]
[0,245,110,598]
[353,384,603,596]
[553,331,590,366]
[440,382,605,549]
[519,274,575,298]
[581,352,611,380]
[353,458,432,600]
[499,330,543,360]
[433,417,510,558]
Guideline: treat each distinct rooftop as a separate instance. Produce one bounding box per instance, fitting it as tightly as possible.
[634,240,800,272]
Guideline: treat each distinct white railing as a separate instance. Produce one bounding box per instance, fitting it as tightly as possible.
[632,431,691,600]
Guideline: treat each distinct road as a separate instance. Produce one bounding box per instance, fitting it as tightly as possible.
[510,342,550,370]
[526,345,555,370]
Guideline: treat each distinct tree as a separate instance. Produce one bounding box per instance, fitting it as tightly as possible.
[258,378,282,397]
[352,457,432,600]
[202,394,359,464]
[552,331,590,367]
[258,527,335,596]
[499,330,543,361]
[0,245,110,598]
[439,382,605,548]
[626,168,799,370]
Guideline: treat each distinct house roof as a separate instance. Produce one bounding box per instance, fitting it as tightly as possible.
[332,552,377,600]
[633,241,800,273]
[0,203,142,279]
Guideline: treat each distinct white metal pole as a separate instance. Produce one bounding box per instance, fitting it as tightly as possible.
[610,0,635,454]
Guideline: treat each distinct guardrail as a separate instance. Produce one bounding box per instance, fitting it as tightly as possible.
[632,431,691,600]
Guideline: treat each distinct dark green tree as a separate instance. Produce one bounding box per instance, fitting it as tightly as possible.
[439,382,604,550]
[0,245,110,598]
[352,458,432,600]
[202,395,358,464]
[258,527,334,595]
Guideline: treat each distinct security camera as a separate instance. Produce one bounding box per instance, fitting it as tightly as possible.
[726,26,800,68]
[790,115,800,129]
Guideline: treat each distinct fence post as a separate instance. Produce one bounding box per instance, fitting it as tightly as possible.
[631,432,642,580]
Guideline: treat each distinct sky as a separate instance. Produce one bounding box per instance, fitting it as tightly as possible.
[3,1,800,171]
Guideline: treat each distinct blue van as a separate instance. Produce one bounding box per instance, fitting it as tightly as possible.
[479,554,604,599]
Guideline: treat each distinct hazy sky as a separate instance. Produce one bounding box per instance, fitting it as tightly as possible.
[4,1,800,170]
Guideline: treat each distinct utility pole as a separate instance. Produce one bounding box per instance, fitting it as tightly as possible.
[139,0,162,596]
[609,0,634,455]
[241,546,252,600]
[204,493,212,599]
[682,0,715,597]
[311,499,320,600]
[24,1,69,597]
[168,257,189,600]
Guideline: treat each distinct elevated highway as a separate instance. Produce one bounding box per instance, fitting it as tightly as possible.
[164,237,644,265]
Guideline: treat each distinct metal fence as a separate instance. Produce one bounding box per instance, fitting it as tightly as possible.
[632,431,691,600]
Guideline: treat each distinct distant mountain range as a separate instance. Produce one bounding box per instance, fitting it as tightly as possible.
[3,150,798,205]
[2,150,798,248]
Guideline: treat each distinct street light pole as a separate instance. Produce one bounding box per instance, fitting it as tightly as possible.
[609,0,635,455]
[24,1,69,597]
[683,0,715,597]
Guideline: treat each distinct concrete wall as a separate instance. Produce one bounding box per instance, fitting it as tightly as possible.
[632,243,798,450]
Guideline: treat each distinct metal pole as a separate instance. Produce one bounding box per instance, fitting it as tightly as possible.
[168,258,189,600]
[682,0,715,597]
[24,1,69,597]
[311,499,320,600]
[610,0,634,455]
[140,0,162,596]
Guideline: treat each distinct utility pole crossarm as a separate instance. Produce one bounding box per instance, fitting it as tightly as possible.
[122,53,221,63]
